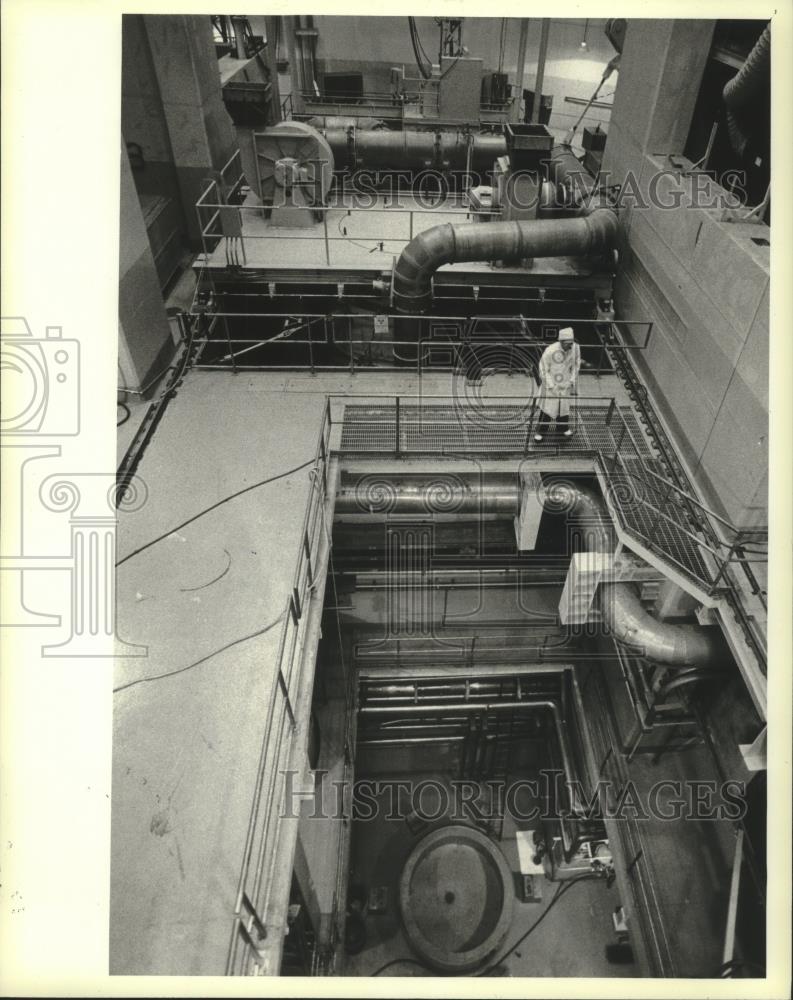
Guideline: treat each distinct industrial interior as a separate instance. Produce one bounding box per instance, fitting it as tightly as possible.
[113,15,770,980]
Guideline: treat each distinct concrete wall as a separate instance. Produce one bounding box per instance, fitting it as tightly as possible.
[602,20,768,528]
[121,15,237,248]
[118,143,174,391]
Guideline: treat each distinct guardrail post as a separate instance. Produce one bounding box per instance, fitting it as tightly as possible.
[524,397,537,456]
[395,395,401,457]
[304,530,313,586]
[278,668,297,728]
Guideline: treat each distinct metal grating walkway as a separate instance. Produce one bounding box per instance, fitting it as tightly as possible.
[612,457,714,587]
[340,403,654,457]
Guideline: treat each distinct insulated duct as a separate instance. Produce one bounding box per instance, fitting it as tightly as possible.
[393,206,617,313]
[335,475,723,668]
[722,24,771,159]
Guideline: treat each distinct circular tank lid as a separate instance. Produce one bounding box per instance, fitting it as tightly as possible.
[399,824,514,973]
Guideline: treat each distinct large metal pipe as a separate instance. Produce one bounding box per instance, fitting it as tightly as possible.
[335,473,518,515]
[393,206,618,312]
[319,127,507,176]
[337,475,723,668]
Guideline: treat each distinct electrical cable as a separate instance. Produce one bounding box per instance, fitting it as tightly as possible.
[118,359,178,396]
[336,214,381,253]
[476,872,606,976]
[115,456,316,568]
[112,611,286,694]
[408,17,432,80]
[117,402,131,427]
[370,873,607,977]
[439,53,462,79]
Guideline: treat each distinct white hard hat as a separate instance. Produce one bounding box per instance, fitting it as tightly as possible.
[558,327,575,341]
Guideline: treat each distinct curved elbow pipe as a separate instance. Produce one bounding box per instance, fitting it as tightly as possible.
[393,207,618,313]
[599,581,723,668]
[554,482,724,669]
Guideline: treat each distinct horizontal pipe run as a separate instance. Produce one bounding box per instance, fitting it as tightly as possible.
[358,736,466,746]
[320,127,508,176]
[360,697,579,807]
[338,475,723,670]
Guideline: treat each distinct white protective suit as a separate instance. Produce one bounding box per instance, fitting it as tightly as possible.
[538,340,581,419]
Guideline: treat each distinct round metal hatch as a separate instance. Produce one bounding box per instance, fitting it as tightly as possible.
[399,824,514,973]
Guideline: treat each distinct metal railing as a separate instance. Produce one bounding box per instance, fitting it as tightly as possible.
[189,312,652,369]
[323,392,765,602]
[226,400,333,975]
[196,194,503,272]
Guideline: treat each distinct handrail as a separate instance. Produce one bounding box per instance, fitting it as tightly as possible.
[227,400,333,975]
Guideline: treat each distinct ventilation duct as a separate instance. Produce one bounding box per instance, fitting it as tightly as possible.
[393,207,617,313]
[335,475,724,669]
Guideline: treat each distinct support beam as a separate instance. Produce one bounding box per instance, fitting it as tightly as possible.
[511,18,530,123]
[514,470,544,550]
[738,726,766,772]
[559,551,665,625]
[531,19,551,124]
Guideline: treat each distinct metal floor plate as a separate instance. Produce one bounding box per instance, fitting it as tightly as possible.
[340,403,654,456]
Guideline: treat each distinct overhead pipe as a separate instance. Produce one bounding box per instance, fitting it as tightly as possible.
[337,475,723,669]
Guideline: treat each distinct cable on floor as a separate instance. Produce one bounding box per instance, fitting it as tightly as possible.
[476,871,607,976]
[115,456,316,568]
[117,402,131,427]
[112,611,285,694]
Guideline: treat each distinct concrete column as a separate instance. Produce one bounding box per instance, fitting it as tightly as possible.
[511,19,529,123]
[263,16,283,121]
[283,16,305,114]
[144,15,237,247]
[603,19,715,178]
[118,142,173,392]
[531,19,551,124]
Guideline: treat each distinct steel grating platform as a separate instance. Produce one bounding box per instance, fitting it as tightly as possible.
[339,403,654,457]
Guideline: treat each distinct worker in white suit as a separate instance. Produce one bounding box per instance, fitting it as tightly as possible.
[534,327,581,442]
